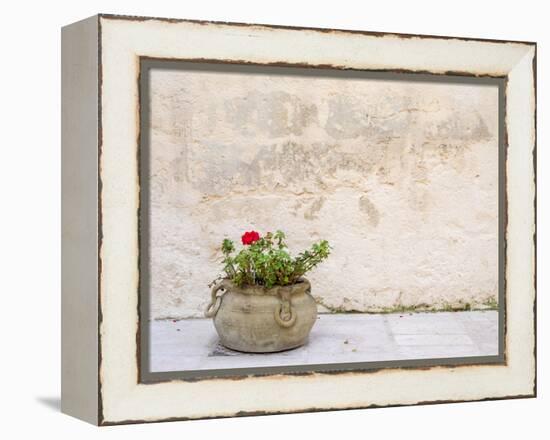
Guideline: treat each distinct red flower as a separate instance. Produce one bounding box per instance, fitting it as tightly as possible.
[241,230,260,245]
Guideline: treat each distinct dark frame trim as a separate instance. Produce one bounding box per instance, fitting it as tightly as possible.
[97,15,104,426]
[137,59,507,384]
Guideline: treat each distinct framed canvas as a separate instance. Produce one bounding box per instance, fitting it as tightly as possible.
[61,14,536,425]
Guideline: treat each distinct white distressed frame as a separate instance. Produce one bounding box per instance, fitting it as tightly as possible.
[73,14,536,424]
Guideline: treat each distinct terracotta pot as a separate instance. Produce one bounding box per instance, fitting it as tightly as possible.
[205,278,317,353]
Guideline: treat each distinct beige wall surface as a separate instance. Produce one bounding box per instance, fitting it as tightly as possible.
[145,65,499,319]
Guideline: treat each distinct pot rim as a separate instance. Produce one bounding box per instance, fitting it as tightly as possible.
[218,277,311,296]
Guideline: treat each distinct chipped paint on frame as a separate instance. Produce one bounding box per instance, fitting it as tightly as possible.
[95,13,536,425]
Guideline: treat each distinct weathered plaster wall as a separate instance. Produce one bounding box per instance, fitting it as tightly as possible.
[146,66,499,319]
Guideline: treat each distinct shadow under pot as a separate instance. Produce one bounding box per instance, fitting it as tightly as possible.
[205,278,318,353]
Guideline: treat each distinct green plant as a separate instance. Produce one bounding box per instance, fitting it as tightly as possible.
[212,230,331,288]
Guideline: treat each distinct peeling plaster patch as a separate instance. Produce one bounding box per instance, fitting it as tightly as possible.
[303,197,326,220]
[358,195,380,227]
[224,91,318,138]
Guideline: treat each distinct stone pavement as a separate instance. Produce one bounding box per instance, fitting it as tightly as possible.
[149,311,498,373]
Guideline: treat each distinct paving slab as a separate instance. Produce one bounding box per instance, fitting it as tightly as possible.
[149,311,498,373]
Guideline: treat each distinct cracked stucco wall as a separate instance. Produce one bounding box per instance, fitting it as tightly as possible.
[145,66,499,319]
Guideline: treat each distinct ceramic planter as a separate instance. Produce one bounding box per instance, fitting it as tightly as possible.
[205,278,317,353]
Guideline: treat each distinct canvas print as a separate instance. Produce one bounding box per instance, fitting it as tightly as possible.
[140,61,503,379]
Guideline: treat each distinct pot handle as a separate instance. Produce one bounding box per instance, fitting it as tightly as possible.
[274,290,297,328]
[205,281,227,318]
